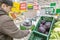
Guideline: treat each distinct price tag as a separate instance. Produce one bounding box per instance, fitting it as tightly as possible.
[34,5,39,10]
[27,3,33,10]
[20,2,26,10]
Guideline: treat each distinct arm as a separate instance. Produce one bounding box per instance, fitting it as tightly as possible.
[1,20,29,39]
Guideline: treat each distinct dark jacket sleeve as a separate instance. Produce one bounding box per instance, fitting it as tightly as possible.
[1,19,27,39]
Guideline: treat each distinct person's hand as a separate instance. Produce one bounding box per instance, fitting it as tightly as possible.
[18,30,30,38]
[29,30,31,33]
[23,30,30,36]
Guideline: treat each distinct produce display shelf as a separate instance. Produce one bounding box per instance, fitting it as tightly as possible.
[29,32,47,40]
[28,16,55,40]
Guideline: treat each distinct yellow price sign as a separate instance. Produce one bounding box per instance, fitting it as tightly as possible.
[13,2,20,8]
[11,7,20,13]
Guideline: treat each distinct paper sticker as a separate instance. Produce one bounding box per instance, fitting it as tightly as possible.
[20,2,26,10]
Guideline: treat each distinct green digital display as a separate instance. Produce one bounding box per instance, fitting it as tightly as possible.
[50,3,56,6]
[56,9,60,13]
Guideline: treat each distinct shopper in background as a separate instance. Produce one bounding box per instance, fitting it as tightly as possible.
[0,0,30,40]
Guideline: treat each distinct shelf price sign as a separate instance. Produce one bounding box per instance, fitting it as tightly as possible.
[34,5,39,10]
[20,2,26,10]
[33,0,39,10]
[27,3,33,10]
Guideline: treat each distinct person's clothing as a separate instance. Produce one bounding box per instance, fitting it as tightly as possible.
[0,8,29,40]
